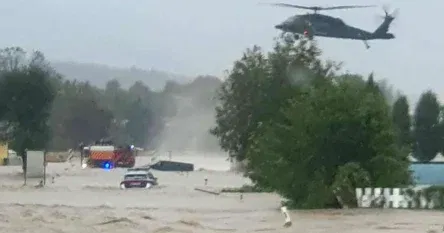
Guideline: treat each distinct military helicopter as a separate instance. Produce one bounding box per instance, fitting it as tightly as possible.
[269,3,398,49]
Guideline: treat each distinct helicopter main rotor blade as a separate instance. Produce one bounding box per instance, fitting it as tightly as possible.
[269,3,317,10]
[322,5,377,10]
[268,3,376,11]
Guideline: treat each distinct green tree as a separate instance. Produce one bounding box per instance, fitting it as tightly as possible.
[365,72,380,94]
[47,76,172,149]
[211,38,335,161]
[48,80,112,149]
[213,38,411,208]
[0,48,56,168]
[211,46,268,161]
[103,79,128,120]
[392,95,412,149]
[247,74,410,208]
[413,91,440,162]
[124,97,152,146]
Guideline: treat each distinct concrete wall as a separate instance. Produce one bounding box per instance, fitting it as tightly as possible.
[26,150,45,178]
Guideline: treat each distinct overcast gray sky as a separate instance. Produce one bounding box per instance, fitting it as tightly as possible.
[0,0,441,104]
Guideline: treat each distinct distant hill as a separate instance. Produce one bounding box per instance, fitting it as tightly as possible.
[51,61,191,90]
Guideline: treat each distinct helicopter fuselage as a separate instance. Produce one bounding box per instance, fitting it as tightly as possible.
[275,13,386,41]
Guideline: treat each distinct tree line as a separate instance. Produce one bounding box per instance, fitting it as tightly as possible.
[0,47,218,157]
[210,36,439,208]
[390,88,444,163]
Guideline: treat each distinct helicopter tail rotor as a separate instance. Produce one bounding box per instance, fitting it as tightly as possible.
[373,5,398,36]
[380,5,399,20]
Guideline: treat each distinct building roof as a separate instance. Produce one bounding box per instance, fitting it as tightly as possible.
[409,153,444,163]
[408,153,418,162]
[89,146,115,151]
[430,153,444,162]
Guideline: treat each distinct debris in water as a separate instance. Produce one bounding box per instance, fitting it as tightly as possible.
[141,215,154,220]
[178,219,204,229]
[35,180,44,188]
[95,217,133,225]
[255,228,276,232]
[153,226,174,233]
[281,206,292,228]
[194,187,220,195]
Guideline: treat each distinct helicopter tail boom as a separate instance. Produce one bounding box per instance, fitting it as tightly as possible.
[372,8,397,38]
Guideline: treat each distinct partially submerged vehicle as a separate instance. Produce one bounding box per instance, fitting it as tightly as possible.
[82,144,136,169]
[120,170,158,189]
[127,166,158,181]
[149,160,194,172]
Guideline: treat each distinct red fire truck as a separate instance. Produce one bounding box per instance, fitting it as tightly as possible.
[83,144,136,168]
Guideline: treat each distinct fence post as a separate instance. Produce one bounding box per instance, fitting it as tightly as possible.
[43,150,47,186]
[23,149,27,186]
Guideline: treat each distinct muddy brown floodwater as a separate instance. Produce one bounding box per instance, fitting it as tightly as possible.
[0,155,443,233]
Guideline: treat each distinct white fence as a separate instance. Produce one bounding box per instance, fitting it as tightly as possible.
[355,187,439,209]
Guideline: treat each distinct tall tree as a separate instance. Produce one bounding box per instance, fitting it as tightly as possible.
[124,97,152,146]
[0,48,56,169]
[213,37,411,208]
[49,80,112,149]
[48,76,173,149]
[211,45,268,161]
[247,76,410,208]
[438,106,444,155]
[365,72,380,94]
[211,38,335,161]
[392,95,412,149]
[413,90,441,162]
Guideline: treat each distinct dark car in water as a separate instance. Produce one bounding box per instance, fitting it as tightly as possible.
[149,160,194,172]
[119,170,158,189]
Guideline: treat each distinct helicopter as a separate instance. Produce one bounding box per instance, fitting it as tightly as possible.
[269,3,398,49]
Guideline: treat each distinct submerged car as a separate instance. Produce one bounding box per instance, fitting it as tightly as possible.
[120,170,158,189]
